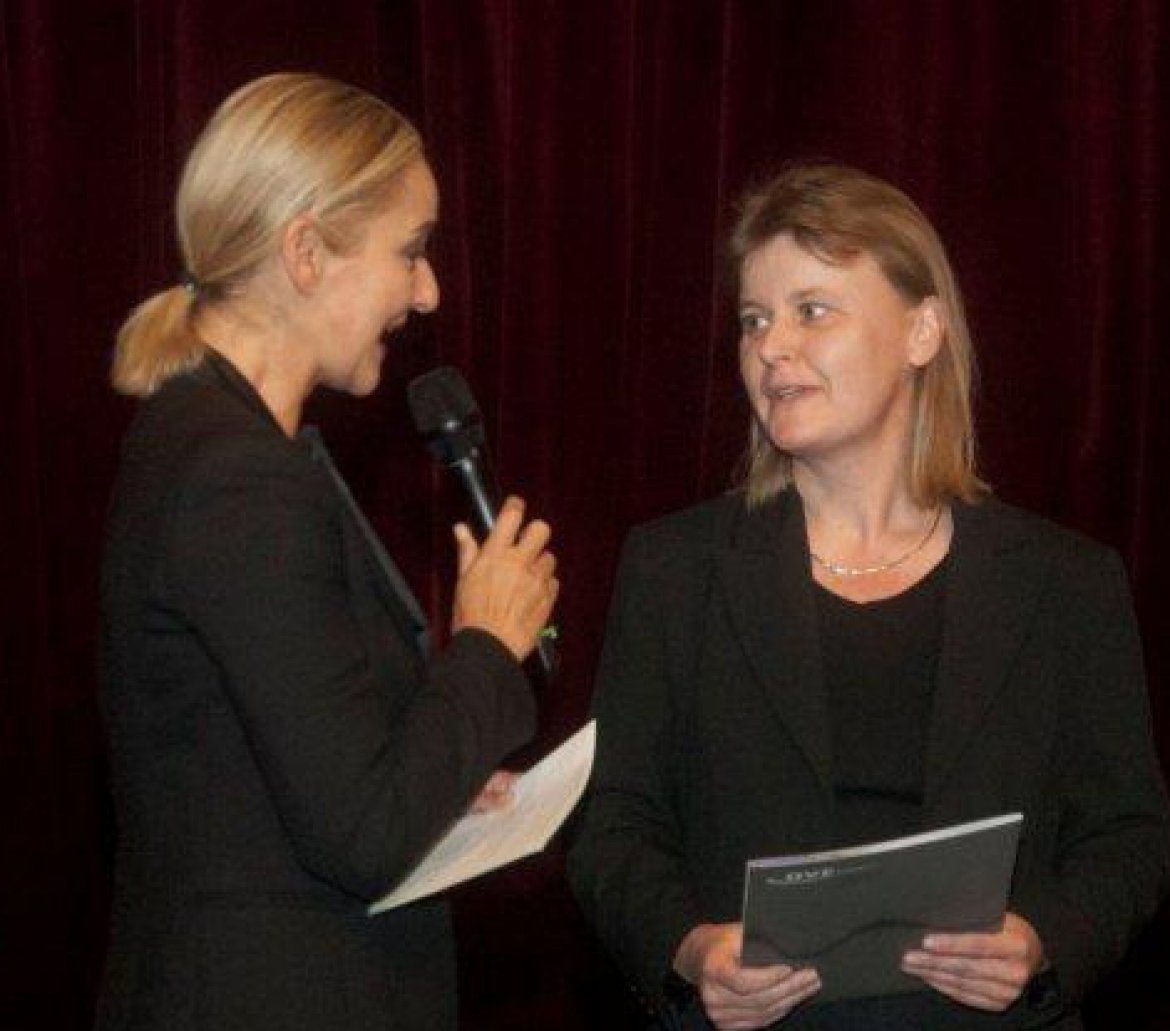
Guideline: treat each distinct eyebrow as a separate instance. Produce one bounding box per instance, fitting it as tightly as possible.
[739,286,833,308]
[788,287,827,302]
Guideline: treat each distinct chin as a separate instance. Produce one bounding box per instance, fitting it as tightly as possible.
[347,373,381,398]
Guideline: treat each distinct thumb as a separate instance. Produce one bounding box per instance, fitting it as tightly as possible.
[453,523,478,576]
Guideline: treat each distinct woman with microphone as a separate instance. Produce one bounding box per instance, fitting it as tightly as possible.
[98,73,557,1030]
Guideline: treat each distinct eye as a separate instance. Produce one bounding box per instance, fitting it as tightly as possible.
[796,300,830,323]
[738,308,771,336]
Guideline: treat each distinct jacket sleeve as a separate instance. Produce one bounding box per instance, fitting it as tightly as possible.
[162,436,536,899]
[1013,547,1170,1006]
[567,527,705,1011]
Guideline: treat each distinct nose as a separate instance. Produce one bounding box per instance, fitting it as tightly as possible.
[411,257,440,313]
[755,322,793,367]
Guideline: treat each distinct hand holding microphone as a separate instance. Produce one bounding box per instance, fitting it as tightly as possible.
[408,367,560,677]
[451,496,559,662]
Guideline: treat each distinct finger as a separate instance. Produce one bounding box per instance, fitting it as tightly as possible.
[705,969,820,1026]
[907,968,1018,1011]
[921,932,1023,959]
[470,788,513,813]
[760,971,822,1021]
[453,523,478,576]
[515,518,552,560]
[903,950,1022,985]
[903,954,1026,1001]
[709,962,808,998]
[482,497,524,552]
[468,771,517,813]
[483,769,517,795]
[533,551,557,580]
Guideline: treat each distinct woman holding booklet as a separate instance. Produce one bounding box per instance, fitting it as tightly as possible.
[569,162,1170,1029]
[97,74,557,1029]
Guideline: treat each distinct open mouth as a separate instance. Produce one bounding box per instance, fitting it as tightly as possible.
[764,384,810,401]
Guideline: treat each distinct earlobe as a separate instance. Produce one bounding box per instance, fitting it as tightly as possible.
[280,213,325,294]
[908,298,943,368]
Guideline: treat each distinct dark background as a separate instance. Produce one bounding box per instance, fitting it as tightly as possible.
[3,1,1168,1027]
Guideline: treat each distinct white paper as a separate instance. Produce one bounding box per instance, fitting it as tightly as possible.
[368,720,596,914]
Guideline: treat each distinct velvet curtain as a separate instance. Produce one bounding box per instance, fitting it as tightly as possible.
[2,2,1168,1027]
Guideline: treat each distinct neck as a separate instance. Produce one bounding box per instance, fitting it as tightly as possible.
[195,306,313,437]
[794,454,923,546]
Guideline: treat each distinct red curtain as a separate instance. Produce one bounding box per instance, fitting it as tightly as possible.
[2,2,1168,1027]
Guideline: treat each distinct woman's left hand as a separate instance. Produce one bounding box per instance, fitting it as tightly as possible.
[467,769,517,814]
[900,912,1045,1011]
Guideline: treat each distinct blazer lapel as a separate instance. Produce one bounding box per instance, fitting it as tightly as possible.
[924,499,1049,809]
[299,426,431,657]
[717,491,833,799]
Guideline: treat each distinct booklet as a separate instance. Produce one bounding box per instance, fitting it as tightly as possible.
[741,813,1023,1002]
[368,720,596,914]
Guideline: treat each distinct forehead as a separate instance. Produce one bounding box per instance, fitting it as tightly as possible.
[393,158,439,220]
[740,233,885,298]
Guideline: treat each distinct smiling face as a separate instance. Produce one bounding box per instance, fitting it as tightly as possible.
[309,158,440,396]
[738,233,940,473]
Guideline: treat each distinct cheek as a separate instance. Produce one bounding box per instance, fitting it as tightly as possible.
[739,342,761,390]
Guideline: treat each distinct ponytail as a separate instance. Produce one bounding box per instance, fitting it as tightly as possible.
[111,286,206,397]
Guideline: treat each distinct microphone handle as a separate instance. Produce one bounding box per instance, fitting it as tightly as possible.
[452,456,499,535]
[450,456,558,681]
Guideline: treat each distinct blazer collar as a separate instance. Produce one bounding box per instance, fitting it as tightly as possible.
[716,490,1050,809]
[198,347,291,440]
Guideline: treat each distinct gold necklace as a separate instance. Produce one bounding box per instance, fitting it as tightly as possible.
[809,508,944,577]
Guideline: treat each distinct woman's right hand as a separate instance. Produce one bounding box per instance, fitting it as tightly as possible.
[673,923,821,1030]
[451,496,558,661]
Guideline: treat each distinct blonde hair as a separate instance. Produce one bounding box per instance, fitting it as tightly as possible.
[113,73,423,396]
[730,161,986,507]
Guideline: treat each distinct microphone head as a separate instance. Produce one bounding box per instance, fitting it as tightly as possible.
[407,366,487,465]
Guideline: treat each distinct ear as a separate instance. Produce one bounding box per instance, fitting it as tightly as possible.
[278,213,328,295]
[906,296,943,368]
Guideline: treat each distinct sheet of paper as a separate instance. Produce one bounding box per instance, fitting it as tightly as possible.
[368,720,596,914]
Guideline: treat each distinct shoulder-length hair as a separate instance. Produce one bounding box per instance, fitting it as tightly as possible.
[729,161,986,507]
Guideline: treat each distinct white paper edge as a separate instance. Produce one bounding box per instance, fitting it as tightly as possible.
[368,720,596,914]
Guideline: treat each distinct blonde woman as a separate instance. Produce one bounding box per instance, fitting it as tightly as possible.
[98,74,557,1030]
[569,163,1169,1030]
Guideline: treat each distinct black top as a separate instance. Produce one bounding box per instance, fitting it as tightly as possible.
[817,557,950,848]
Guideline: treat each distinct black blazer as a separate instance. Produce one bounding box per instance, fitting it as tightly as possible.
[97,351,535,1030]
[568,489,1170,1029]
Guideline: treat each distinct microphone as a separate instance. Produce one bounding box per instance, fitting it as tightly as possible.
[407,366,558,679]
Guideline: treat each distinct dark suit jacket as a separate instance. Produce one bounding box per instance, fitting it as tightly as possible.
[97,351,535,1030]
[568,489,1170,1029]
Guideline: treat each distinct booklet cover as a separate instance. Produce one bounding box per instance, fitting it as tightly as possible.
[741,813,1023,1002]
